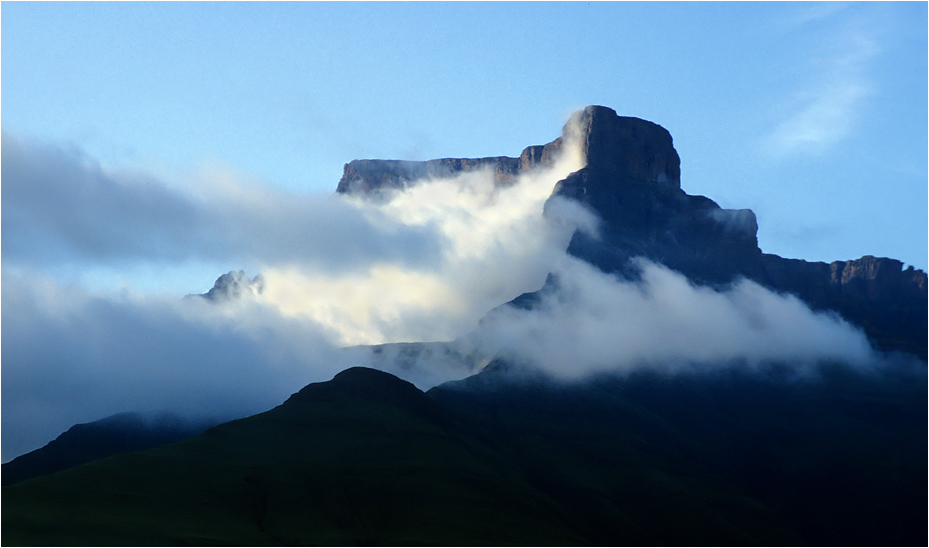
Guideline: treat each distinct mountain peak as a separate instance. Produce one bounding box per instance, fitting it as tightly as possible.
[566,105,681,187]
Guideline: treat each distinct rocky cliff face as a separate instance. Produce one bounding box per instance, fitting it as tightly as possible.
[337,157,521,194]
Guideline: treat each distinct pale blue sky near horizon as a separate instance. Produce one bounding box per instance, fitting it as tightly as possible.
[3,1,927,285]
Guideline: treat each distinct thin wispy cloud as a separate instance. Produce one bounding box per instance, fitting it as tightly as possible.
[764,11,880,158]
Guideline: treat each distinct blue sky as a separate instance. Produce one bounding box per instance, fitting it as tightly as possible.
[4,2,926,277]
[2,1,926,462]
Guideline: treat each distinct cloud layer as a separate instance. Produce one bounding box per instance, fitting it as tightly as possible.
[256,149,591,344]
[1,270,355,461]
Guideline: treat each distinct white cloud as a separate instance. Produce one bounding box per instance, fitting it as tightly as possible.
[0,125,590,460]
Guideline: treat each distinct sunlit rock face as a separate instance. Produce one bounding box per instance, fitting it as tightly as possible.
[335,127,566,196]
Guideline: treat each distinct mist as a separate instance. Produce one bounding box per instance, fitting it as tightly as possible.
[256,145,590,345]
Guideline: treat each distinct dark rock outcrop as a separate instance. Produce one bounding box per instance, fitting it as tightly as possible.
[548,106,766,285]
[541,106,926,358]
[565,105,681,187]
[337,157,518,194]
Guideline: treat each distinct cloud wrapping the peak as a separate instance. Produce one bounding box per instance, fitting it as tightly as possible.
[1,128,589,459]
[255,142,590,345]
[0,118,883,463]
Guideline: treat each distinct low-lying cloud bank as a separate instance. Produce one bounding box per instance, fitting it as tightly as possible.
[256,160,593,345]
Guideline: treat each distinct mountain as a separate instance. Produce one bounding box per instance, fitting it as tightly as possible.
[550,107,926,359]
[548,106,763,285]
[3,365,924,545]
[4,106,925,545]
[761,254,928,359]
[0,368,603,545]
[431,360,927,547]
[338,105,927,360]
